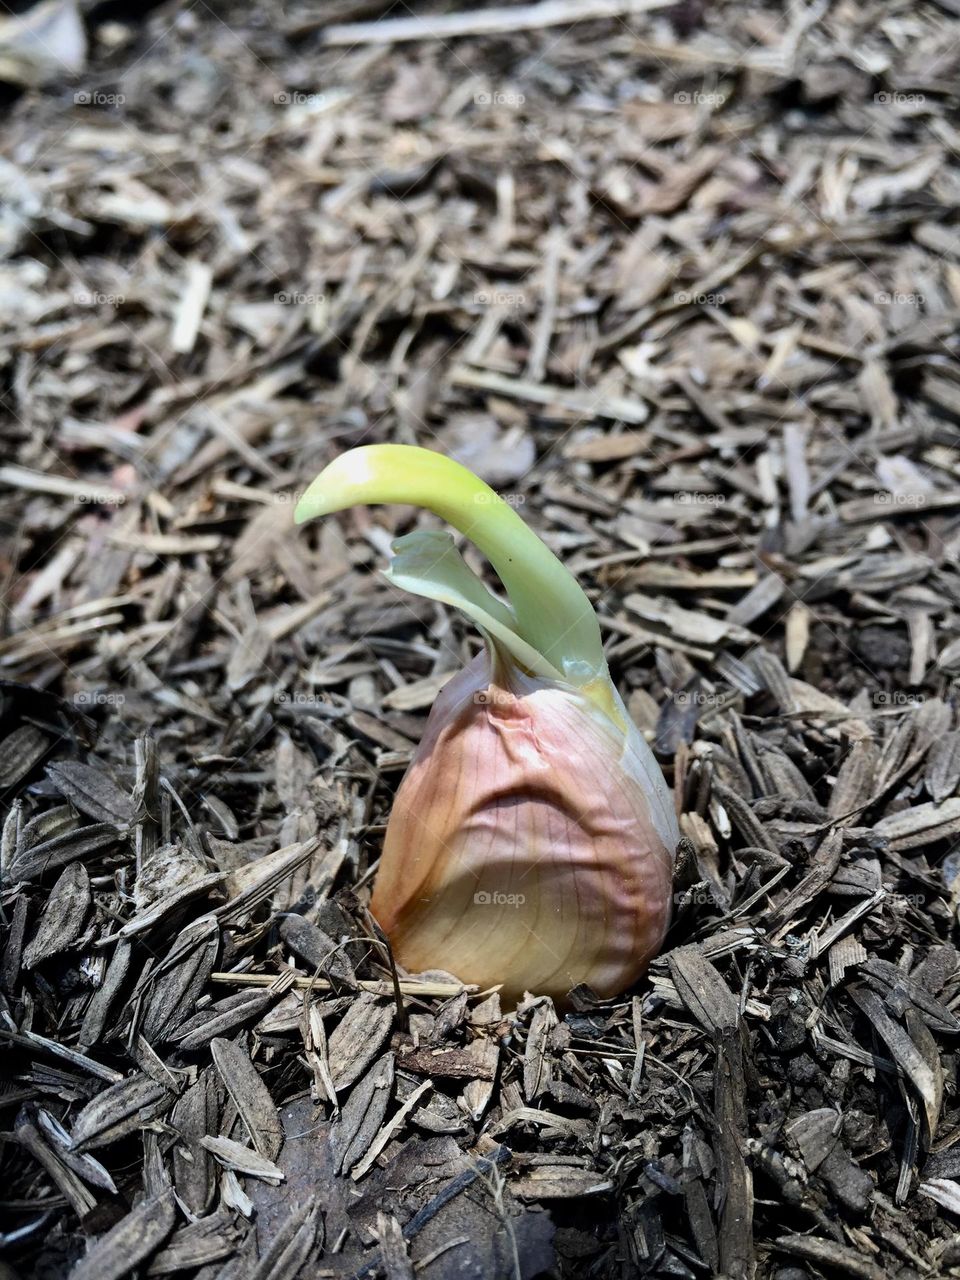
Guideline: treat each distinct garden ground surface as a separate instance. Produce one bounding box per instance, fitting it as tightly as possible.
[2,1,960,1277]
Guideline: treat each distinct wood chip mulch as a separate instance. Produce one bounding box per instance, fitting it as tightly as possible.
[2,1,960,1277]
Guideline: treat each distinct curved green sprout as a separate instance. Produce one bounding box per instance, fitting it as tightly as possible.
[295,445,609,692]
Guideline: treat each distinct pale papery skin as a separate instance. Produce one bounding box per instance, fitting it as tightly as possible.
[370,651,678,1004]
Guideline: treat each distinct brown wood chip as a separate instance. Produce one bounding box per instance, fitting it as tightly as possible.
[511,1164,613,1199]
[176,990,277,1051]
[71,1074,178,1152]
[146,1208,245,1275]
[668,947,740,1034]
[330,1052,395,1176]
[210,1036,283,1162]
[400,1038,500,1082]
[23,861,90,968]
[375,1211,415,1280]
[70,1187,176,1280]
[874,797,960,850]
[0,725,49,788]
[850,987,943,1140]
[328,992,394,1091]
[171,1068,219,1217]
[774,1233,889,1280]
[140,917,221,1043]
[200,1135,285,1184]
[46,760,133,826]
[248,1201,323,1280]
[9,822,122,883]
[926,730,960,803]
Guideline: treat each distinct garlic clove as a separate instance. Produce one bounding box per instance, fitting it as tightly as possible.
[370,652,675,1003]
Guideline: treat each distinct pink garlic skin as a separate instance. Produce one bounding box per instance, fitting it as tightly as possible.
[370,652,677,1004]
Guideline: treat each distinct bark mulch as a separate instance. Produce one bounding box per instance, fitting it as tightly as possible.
[2,1,960,1276]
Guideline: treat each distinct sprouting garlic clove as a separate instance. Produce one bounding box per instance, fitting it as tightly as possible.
[370,651,675,1004]
[295,445,679,1004]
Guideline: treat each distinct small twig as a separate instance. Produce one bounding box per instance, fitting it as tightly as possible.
[209,971,472,998]
[322,0,673,45]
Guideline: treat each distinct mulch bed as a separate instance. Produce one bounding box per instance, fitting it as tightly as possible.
[2,1,960,1276]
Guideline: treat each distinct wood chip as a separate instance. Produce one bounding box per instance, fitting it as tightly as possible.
[874,797,960,851]
[71,1187,176,1280]
[70,1073,178,1151]
[200,1135,285,1184]
[22,861,90,968]
[210,1036,283,1162]
[328,993,394,1092]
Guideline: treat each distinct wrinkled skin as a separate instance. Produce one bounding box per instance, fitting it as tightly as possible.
[370,652,677,1004]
